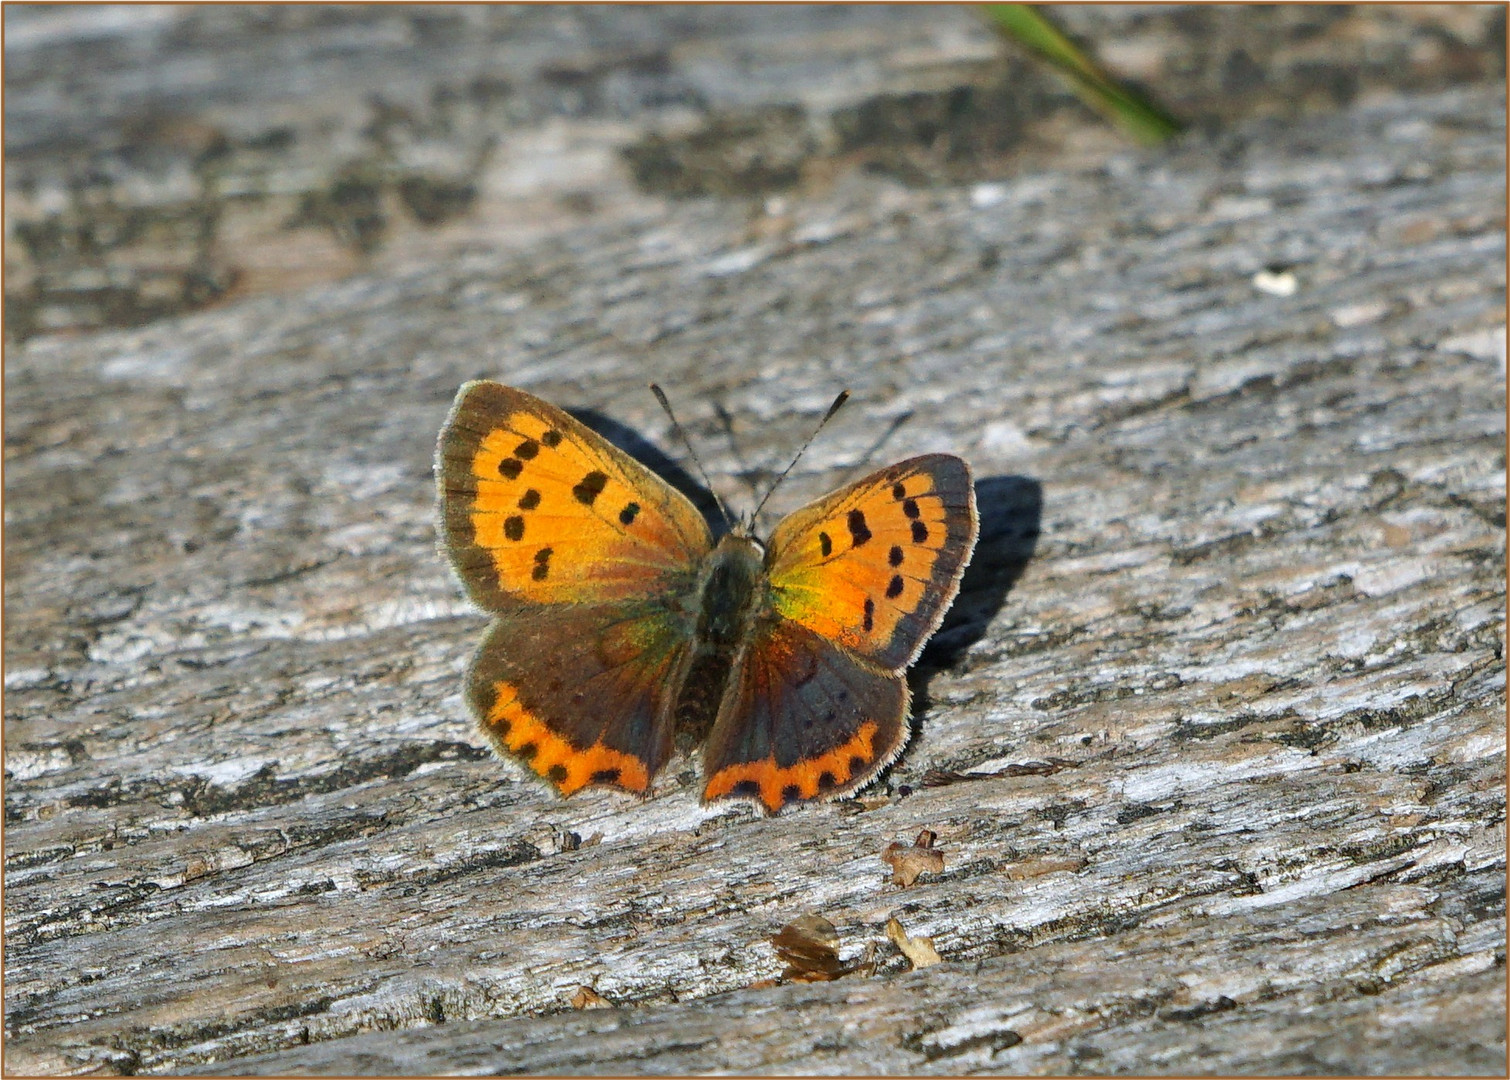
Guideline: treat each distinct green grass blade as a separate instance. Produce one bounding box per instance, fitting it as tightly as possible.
[982,4,1183,146]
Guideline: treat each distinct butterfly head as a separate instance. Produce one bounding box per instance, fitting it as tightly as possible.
[727,508,759,542]
[716,519,766,559]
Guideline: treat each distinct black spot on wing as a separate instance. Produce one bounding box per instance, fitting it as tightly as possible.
[518,488,541,510]
[912,519,929,543]
[819,531,832,557]
[499,457,523,480]
[619,501,641,525]
[888,545,903,567]
[847,509,872,547]
[886,574,905,598]
[573,471,608,506]
[504,515,525,542]
[515,439,540,460]
[541,429,563,447]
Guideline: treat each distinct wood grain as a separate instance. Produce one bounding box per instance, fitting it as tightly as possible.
[3,20,1504,1073]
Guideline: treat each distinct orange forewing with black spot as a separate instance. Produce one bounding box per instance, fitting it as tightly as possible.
[437,384,979,813]
[765,455,977,671]
[437,381,711,612]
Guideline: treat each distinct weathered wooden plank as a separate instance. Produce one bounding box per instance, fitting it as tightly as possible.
[4,5,1502,338]
[4,57,1504,1080]
[181,880,1504,1076]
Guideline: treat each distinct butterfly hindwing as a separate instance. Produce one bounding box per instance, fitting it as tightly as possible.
[765,454,978,672]
[437,381,714,611]
[468,603,691,796]
[701,618,907,814]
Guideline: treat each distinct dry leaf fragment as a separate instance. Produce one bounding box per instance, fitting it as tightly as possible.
[570,986,612,1009]
[771,914,851,982]
[885,917,942,969]
[882,829,945,887]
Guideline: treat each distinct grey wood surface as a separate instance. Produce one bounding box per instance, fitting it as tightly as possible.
[5,5,1503,337]
[4,9,1506,1076]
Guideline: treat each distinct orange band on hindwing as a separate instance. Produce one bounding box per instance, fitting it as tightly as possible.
[481,680,651,795]
[702,721,880,813]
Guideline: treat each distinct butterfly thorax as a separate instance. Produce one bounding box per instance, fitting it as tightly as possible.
[693,534,767,643]
[671,533,770,753]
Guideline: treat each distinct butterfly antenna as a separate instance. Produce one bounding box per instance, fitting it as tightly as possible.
[713,400,763,505]
[649,383,733,531]
[749,390,850,524]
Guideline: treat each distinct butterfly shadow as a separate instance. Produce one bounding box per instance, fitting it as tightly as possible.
[905,474,1043,746]
[569,408,732,538]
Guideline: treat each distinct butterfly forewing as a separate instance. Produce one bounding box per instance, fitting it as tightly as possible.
[437,381,714,612]
[764,454,978,672]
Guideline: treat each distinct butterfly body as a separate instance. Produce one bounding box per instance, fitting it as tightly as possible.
[437,382,978,813]
[671,533,767,749]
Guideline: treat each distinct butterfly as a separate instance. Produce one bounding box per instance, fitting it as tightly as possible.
[435,382,978,814]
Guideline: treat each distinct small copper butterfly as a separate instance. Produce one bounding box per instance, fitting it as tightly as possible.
[436,382,978,814]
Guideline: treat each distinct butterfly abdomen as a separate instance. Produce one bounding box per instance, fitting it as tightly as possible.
[672,535,768,749]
